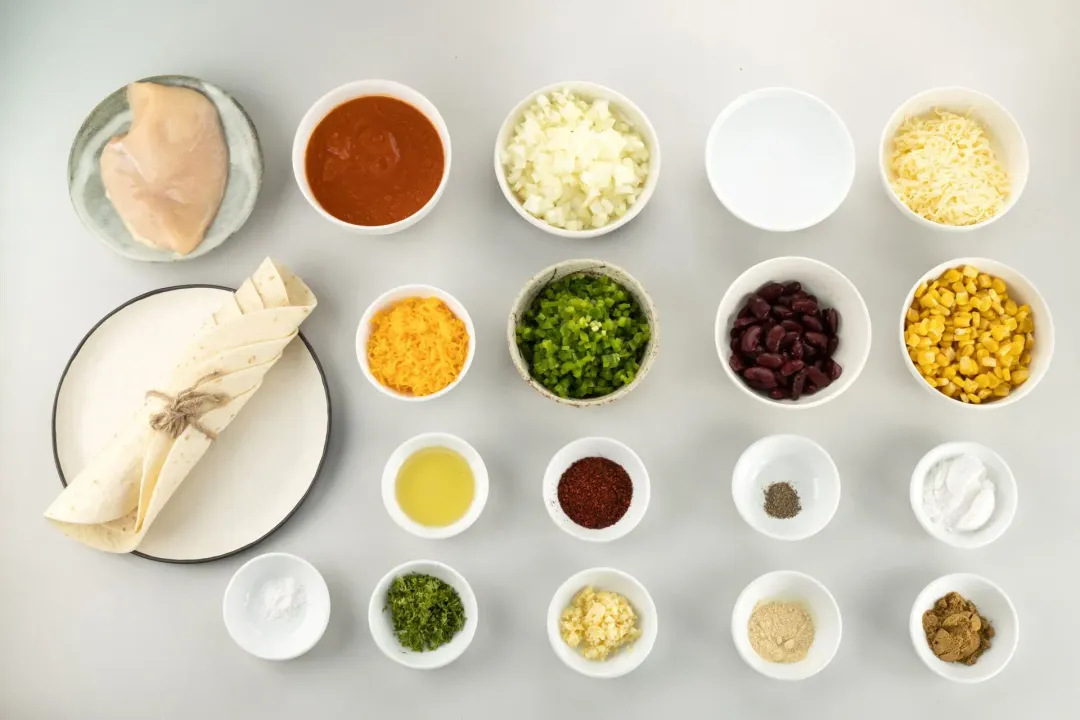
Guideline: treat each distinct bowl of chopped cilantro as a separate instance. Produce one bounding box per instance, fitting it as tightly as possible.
[368,559,477,670]
[509,259,658,406]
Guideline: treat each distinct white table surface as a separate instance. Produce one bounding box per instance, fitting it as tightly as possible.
[2,1,1077,718]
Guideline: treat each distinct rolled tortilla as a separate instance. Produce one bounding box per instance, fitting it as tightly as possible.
[45,258,317,553]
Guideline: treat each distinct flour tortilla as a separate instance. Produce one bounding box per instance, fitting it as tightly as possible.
[45,258,317,553]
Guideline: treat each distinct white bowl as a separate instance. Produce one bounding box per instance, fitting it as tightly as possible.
[880,87,1029,232]
[731,570,842,681]
[542,437,650,542]
[899,257,1054,408]
[732,435,840,541]
[910,573,1019,682]
[356,284,476,401]
[292,79,451,235]
[509,259,659,407]
[368,560,478,670]
[222,553,331,661]
[715,257,871,409]
[494,81,661,239]
[382,432,489,539]
[705,87,855,232]
[909,441,1017,549]
[547,567,658,678]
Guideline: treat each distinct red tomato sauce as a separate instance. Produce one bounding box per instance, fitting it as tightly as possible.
[305,96,444,226]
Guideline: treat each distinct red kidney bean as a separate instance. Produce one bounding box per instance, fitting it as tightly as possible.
[738,306,754,319]
[782,331,800,348]
[748,295,771,319]
[756,282,785,301]
[826,358,843,380]
[780,320,802,333]
[729,353,747,373]
[765,325,786,352]
[729,336,741,353]
[791,297,818,314]
[769,388,788,400]
[783,281,802,294]
[806,366,830,387]
[771,304,794,320]
[776,295,794,307]
[824,308,839,335]
[780,359,805,377]
[791,369,808,400]
[804,331,828,349]
[743,366,778,388]
[756,353,783,369]
[826,336,839,357]
[799,315,823,333]
[733,315,758,330]
[804,383,819,396]
[740,324,763,354]
[791,339,805,360]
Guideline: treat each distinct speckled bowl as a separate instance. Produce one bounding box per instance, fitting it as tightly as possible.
[508,259,659,407]
[68,75,263,262]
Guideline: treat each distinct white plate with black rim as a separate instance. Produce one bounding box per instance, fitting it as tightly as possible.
[52,285,330,563]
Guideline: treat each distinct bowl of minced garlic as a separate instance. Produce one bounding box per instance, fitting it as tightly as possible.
[356,285,475,401]
[901,259,1053,408]
[548,568,657,678]
[879,87,1028,231]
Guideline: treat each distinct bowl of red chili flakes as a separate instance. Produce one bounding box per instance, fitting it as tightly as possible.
[542,437,650,542]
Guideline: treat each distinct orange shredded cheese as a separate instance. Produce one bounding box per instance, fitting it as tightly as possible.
[367,297,469,396]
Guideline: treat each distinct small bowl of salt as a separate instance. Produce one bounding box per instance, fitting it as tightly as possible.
[223,552,331,660]
[910,441,1017,549]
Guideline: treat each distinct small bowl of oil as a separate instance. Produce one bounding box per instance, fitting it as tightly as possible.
[381,432,489,539]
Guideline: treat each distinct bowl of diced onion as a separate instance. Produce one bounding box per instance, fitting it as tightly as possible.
[495,81,660,238]
[879,87,1029,232]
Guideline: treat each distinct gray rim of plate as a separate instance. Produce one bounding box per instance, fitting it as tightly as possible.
[50,285,331,564]
[67,75,264,263]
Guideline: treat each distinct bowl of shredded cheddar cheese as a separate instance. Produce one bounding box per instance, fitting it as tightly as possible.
[879,87,1028,231]
[356,285,475,401]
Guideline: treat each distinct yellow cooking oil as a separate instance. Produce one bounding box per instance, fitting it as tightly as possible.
[395,446,474,527]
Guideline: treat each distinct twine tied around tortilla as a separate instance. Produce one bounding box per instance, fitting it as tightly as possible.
[146,371,230,440]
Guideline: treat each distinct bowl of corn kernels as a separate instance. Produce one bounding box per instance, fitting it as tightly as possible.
[900,258,1054,407]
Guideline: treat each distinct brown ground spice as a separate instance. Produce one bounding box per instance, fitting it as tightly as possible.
[557,457,633,529]
[922,591,994,665]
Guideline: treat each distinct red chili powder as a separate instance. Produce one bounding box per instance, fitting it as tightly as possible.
[557,457,633,530]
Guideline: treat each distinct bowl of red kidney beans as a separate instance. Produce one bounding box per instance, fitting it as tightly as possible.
[715,257,871,408]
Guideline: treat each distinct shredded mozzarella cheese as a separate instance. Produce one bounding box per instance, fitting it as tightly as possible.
[501,89,650,231]
[889,110,1009,226]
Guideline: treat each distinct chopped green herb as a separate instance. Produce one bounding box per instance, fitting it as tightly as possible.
[386,573,466,652]
[516,273,651,399]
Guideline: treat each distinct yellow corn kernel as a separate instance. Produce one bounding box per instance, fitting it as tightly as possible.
[939,290,955,308]
[991,324,1010,341]
[980,338,1000,353]
[959,356,979,375]
[977,388,992,400]
[942,365,958,380]
[981,357,997,368]
[962,378,979,394]
[953,313,972,328]
[1004,299,1018,316]
[961,265,979,278]
[1010,336,1025,355]
[960,344,975,357]
[991,277,1007,294]
[1001,368,1011,382]
[975,374,991,389]
[954,291,969,306]
[1020,352,1032,366]
[923,374,937,388]
[993,385,1011,397]
[986,373,1001,389]
[968,393,983,404]
[942,382,960,397]
[965,280,978,294]
[906,308,920,324]
[905,332,920,348]
[975,348,990,361]
[936,353,950,367]
[977,274,992,289]
[1020,317,1034,333]
[916,350,937,366]
[1004,317,1018,331]
[1011,369,1030,385]
[952,281,967,294]
[914,282,928,299]
[917,337,932,348]
[920,293,940,309]
[959,393,971,403]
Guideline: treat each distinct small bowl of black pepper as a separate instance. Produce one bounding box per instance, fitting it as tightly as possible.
[732,434,840,541]
[543,437,650,542]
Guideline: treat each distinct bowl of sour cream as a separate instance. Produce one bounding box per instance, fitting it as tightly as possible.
[909,441,1017,549]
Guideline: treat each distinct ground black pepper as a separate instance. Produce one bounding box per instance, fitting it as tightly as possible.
[557,457,633,529]
[763,482,801,519]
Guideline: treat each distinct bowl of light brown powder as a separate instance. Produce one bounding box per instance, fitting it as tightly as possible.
[731,570,842,680]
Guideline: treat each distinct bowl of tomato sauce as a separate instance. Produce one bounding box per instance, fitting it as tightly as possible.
[292,80,451,235]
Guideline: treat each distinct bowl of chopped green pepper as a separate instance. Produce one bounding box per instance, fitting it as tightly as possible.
[509,259,659,406]
[368,559,478,670]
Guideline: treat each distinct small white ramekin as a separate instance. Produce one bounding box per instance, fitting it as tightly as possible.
[381,432,489,540]
[292,79,451,235]
[356,284,475,402]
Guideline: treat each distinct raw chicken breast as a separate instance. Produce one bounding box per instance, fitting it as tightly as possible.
[100,82,228,256]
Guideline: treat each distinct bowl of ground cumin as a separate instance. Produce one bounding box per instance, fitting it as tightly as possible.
[909,573,1018,683]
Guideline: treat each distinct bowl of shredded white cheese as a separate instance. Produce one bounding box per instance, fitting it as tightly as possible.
[879,87,1029,231]
[494,82,660,238]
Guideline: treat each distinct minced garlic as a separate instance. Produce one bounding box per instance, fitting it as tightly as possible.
[366,296,469,397]
[560,586,641,661]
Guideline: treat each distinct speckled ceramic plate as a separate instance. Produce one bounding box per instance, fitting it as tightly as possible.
[67,75,263,262]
